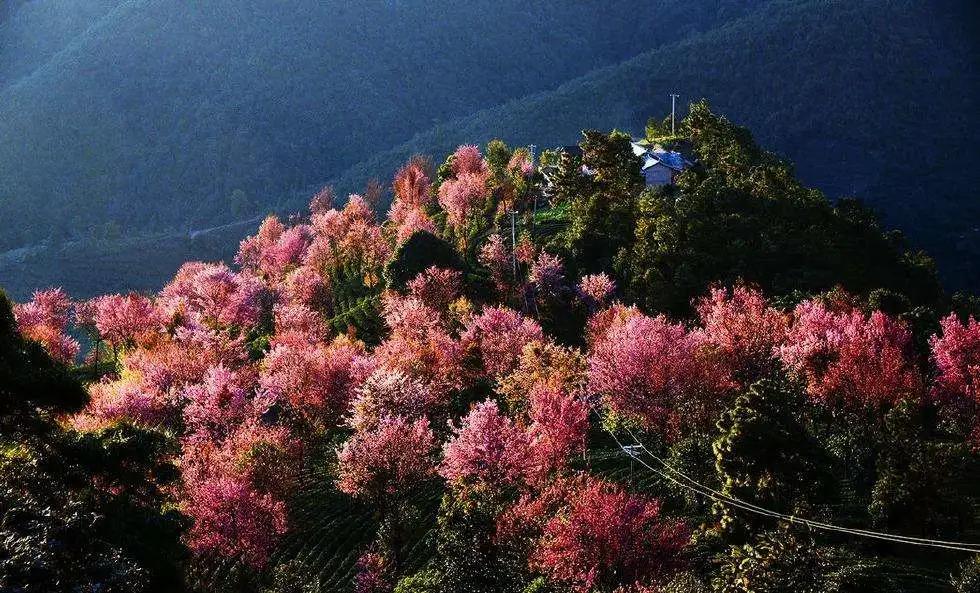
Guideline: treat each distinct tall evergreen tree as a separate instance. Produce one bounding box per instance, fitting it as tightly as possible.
[712,378,831,541]
[558,129,642,275]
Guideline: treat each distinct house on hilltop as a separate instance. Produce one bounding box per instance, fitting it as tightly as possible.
[631,140,693,187]
[541,139,693,196]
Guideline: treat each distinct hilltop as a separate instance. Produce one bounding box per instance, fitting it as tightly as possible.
[330,0,979,289]
[4,108,978,593]
[0,0,976,301]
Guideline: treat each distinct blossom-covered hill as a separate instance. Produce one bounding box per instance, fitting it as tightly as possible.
[3,107,979,592]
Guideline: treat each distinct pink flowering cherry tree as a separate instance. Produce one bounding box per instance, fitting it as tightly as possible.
[778,299,921,409]
[588,311,732,438]
[13,288,79,363]
[930,314,980,445]
[439,399,533,489]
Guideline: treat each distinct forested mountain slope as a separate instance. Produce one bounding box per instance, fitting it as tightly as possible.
[0,0,124,87]
[332,0,979,289]
[0,0,755,249]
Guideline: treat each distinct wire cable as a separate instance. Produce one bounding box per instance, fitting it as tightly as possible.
[587,401,980,553]
[619,421,980,550]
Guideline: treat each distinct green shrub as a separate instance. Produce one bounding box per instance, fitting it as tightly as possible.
[384,231,464,292]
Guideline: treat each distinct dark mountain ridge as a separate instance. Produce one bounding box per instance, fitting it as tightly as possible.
[0,0,756,248]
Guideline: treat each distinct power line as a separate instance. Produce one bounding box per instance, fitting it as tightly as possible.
[618,422,980,549]
[610,421,980,552]
[587,402,980,553]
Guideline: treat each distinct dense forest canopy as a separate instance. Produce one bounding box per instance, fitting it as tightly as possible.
[0,0,977,300]
[3,106,979,592]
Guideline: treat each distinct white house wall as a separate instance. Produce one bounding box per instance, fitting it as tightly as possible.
[643,164,673,186]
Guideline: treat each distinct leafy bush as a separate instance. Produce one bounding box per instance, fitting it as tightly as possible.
[384,231,464,292]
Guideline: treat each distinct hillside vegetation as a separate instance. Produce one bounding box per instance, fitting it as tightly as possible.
[0,0,124,86]
[2,0,976,301]
[3,108,979,593]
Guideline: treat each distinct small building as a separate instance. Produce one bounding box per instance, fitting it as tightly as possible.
[541,141,692,195]
[632,141,692,187]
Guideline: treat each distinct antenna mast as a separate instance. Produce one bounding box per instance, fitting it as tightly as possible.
[669,93,680,135]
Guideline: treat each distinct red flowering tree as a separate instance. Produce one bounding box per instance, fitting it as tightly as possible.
[406,266,463,314]
[527,383,589,479]
[478,233,513,294]
[507,149,534,178]
[309,185,336,215]
[438,171,489,231]
[436,145,491,249]
[13,288,79,363]
[161,262,266,330]
[778,299,921,409]
[576,273,616,311]
[281,265,331,310]
[182,474,289,568]
[262,225,313,280]
[588,312,731,438]
[462,306,544,379]
[272,302,327,345]
[305,196,390,280]
[495,477,571,545]
[336,415,436,502]
[72,378,171,431]
[392,206,438,244]
[353,550,393,593]
[449,144,486,177]
[123,328,249,401]
[393,156,434,209]
[931,314,980,403]
[514,235,536,264]
[529,252,565,296]
[348,368,435,432]
[585,303,643,347]
[260,334,372,427]
[236,215,312,281]
[70,327,245,431]
[439,399,533,489]
[181,417,299,568]
[182,364,262,442]
[85,293,163,349]
[236,215,285,272]
[373,293,463,395]
[694,284,788,382]
[389,156,437,244]
[930,314,980,445]
[531,477,687,592]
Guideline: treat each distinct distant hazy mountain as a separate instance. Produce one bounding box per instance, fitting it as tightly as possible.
[0,0,124,86]
[0,0,756,249]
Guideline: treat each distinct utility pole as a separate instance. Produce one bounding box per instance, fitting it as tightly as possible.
[510,209,518,281]
[529,144,538,237]
[669,93,681,135]
[624,445,641,485]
